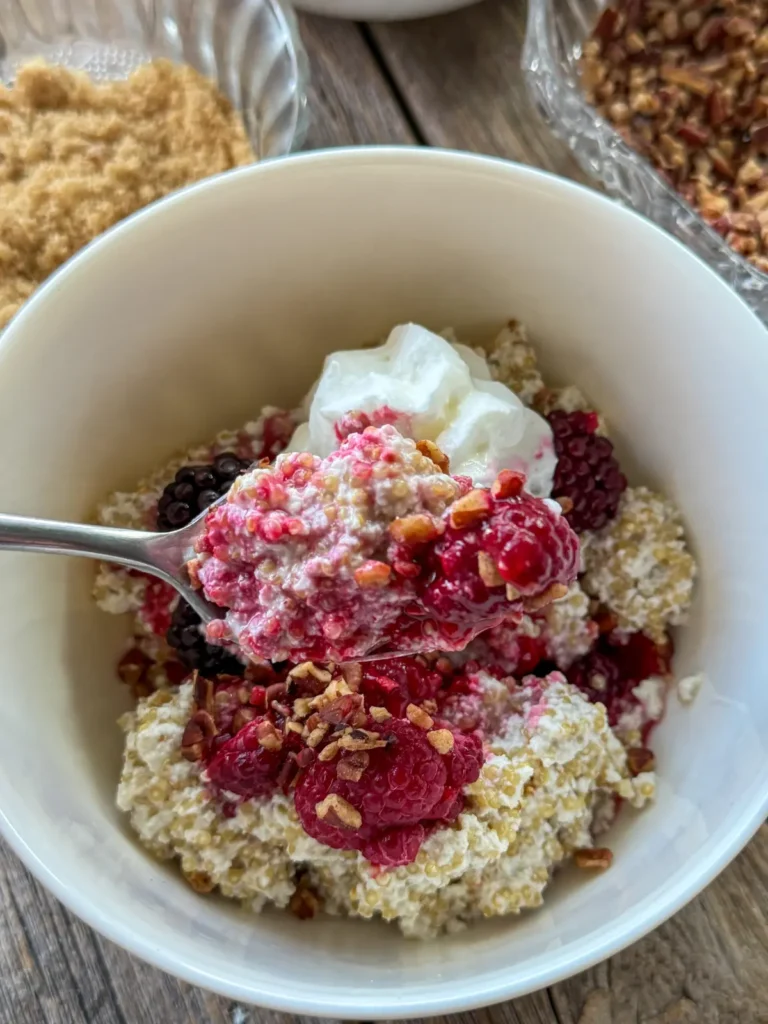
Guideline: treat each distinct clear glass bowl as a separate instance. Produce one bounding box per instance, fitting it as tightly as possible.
[0,0,308,158]
[523,0,768,322]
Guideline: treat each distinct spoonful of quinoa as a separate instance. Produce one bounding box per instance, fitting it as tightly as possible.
[0,425,578,664]
[188,424,579,663]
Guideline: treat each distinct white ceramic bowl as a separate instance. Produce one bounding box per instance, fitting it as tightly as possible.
[294,0,479,19]
[1,149,768,1016]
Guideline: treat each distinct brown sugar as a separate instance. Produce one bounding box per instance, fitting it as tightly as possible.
[0,59,255,328]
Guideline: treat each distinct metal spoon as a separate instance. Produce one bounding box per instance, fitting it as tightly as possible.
[0,507,218,623]
[0,507,514,665]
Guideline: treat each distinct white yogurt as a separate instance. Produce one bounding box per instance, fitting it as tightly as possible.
[288,324,556,494]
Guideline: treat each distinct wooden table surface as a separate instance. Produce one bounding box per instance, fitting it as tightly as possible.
[2,2,767,1021]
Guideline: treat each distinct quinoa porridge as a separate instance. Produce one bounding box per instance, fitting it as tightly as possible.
[97,321,696,938]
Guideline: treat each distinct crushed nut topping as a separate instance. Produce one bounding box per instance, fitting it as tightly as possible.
[256,719,283,751]
[337,729,388,752]
[524,582,569,612]
[318,740,340,762]
[389,513,443,545]
[427,729,455,754]
[306,723,330,748]
[406,703,434,730]
[448,489,494,529]
[582,0,768,274]
[574,847,614,870]
[336,750,370,782]
[289,662,333,684]
[184,870,215,894]
[315,793,362,830]
[416,439,451,473]
[354,560,392,588]
[477,551,505,587]
[627,746,656,775]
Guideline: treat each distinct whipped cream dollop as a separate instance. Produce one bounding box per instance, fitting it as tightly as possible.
[288,323,556,494]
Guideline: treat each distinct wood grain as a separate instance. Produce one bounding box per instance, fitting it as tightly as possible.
[4,827,768,1022]
[368,0,587,175]
[2,2,767,1022]
[298,14,417,149]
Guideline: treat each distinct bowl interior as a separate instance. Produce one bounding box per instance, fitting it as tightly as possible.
[1,150,768,1015]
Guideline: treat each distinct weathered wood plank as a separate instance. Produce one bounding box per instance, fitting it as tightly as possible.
[0,840,341,1024]
[7,825,767,1023]
[368,0,586,176]
[548,824,768,1024]
[298,14,417,149]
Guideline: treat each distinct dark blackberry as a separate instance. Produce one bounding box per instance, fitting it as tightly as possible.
[166,600,245,676]
[548,410,627,533]
[156,451,251,531]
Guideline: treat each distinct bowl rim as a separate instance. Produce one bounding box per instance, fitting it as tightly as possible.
[1,145,767,1016]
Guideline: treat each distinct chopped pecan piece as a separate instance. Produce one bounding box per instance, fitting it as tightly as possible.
[574,847,614,871]
[448,489,493,529]
[405,703,434,730]
[336,750,370,782]
[255,719,283,751]
[338,729,388,752]
[477,551,505,587]
[318,740,340,762]
[490,469,526,499]
[416,438,450,473]
[315,793,362,830]
[427,729,455,754]
[389,513,443,545]
[627,746,656,775]
[354,560,392,588]
[524,582,569,612]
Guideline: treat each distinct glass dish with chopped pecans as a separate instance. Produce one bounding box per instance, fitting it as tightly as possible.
[523,0,768,321]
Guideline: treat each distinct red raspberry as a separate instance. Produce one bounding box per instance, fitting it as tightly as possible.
[429,729,485,820]
[415,490,579,627]
[548,410,627,533]
[334,406,404,442]
[257,410,296,460]
[436,671,485,733]
[205,716,285,798]
[294,718,482,866]
[359,657,444,717]
[362,824,426,867]
[465,621,549,679]
[567,632,671,736]
[137,577,176,636]
[446,729,485,788]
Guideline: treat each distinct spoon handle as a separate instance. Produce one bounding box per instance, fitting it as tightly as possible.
[0,513,219,625]
[0,513,156,572]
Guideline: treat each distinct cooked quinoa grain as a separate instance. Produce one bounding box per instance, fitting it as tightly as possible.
[581,486,696,642]
[118,675,652,937]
